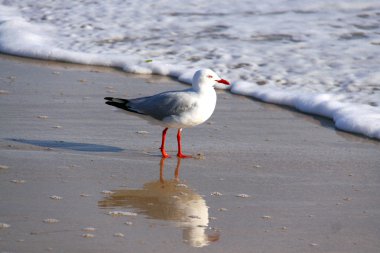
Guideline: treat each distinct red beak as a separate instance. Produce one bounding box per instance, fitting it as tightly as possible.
[216,79,230,85]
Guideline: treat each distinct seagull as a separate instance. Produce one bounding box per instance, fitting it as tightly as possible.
[104,69,230,158]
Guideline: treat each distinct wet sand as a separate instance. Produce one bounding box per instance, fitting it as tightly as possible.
[0,54,380,253]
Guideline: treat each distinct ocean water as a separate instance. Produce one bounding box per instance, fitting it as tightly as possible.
[1,0,379,139]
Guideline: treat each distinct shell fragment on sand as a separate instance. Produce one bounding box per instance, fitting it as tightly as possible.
[10,179,26,184]
[43,218,60,223]
[49,195,63,200]
[82,227,96,232]
[82,233,95,238]
[108,211,138,217]
[236,193,251,198]
[0,223,11,229]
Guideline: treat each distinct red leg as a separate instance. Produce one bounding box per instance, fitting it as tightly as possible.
[160,128,170,158]
[177,128,192,158]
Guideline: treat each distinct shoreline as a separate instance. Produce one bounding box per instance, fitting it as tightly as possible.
[2,52,378,143]
[1,54,379,253]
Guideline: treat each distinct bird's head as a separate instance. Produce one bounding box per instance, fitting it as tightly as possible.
[192,69,230,90]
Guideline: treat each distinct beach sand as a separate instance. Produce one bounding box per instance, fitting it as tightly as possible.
[0,54,379,253]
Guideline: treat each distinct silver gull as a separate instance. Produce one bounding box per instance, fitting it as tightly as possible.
[105,69,230,158]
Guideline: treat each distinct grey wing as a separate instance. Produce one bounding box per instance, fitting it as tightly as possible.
[128,91,198,120]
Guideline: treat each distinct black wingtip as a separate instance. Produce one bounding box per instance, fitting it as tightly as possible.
[105,100,127,110]
[104,97,145,115]
[104,97,129,110]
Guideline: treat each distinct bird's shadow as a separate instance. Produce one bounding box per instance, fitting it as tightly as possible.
[6,138,124,152]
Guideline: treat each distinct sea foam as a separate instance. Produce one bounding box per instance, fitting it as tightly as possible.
[231,81,380,139]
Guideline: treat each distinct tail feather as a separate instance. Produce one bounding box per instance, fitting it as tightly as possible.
[104,97,145,115]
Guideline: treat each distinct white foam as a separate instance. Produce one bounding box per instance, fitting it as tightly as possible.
[0,5,184,79]
[0,1,379,139]
[231,81,380,139]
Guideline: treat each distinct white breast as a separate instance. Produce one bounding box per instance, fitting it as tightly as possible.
[163,89,217,128]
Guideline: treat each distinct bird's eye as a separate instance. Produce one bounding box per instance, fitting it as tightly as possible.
[207,75,213,78]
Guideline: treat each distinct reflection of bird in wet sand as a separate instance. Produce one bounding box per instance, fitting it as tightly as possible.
[98,158,219,247]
